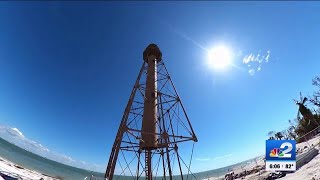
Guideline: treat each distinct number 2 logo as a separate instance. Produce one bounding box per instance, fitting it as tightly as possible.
[279,142,292,158]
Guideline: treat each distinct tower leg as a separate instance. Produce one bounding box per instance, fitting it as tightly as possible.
[105,63,146,179]
[146,150,152,180]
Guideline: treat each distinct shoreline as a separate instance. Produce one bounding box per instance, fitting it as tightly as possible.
[0,156,61,180]
[1,136,319,180]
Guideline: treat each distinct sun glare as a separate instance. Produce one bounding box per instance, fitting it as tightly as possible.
[207,45,233,71]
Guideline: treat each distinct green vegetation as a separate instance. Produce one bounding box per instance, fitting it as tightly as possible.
[268,76,320,143]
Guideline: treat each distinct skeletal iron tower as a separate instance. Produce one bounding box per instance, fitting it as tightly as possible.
[105,44,198,180]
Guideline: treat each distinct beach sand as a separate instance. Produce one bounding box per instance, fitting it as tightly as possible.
[0,156,60,180]
[280,152,320,180]
[208,135,320,180]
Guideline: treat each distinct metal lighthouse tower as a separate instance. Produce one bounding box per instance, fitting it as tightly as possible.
[105,44,198,180]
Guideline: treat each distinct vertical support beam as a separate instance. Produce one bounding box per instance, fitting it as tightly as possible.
[161,150,167,180]
[159,94,173,179]
[165,136,173,180]
[105,62,146,179]
[136,151,141,180]
[141,54,158,149]
[140,43,162,179]
[175,144,184,180]
[168,108,184,180]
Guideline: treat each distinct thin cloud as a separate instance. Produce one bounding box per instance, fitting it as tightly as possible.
[242,50,271,76]
[213,154,233,161]
[249,69,255,76]
[243,54,254,64]
[195,158,211,161]
[0,124,104,172]
[265,50,270,62]
[11,128,24,138]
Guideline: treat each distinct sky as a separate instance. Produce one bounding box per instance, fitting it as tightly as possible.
[1,1,320,173]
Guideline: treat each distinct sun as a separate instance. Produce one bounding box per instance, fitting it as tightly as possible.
[207,45,233,70]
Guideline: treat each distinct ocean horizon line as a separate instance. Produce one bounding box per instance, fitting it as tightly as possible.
[0,137,262,179]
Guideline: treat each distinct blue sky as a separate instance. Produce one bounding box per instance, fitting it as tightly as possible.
[1,1,320,173]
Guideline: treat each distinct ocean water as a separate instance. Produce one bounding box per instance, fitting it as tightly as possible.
[0,138,255,180]
[0,137,105,179]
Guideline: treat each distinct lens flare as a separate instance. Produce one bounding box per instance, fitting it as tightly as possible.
[207,45,233,70]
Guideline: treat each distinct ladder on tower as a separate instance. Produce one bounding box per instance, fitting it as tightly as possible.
[145,150,151,180]
[145,151,149,179]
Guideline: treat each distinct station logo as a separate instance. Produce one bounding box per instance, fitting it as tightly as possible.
[265,140,296,171]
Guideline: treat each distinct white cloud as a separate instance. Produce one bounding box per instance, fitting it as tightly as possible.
[213,154,233,161]
[11,128,24,138]
[265,53,270,62]
[0,124,104,172]
[243,54,254,64]
[249,69,255,76]
[242,50,271,76]
[255,54,261,62]
[195,158,210,161]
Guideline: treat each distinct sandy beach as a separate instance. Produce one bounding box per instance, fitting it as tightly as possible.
[280,152,320,180]
[208,135,320,180]
[0,156,60,180]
